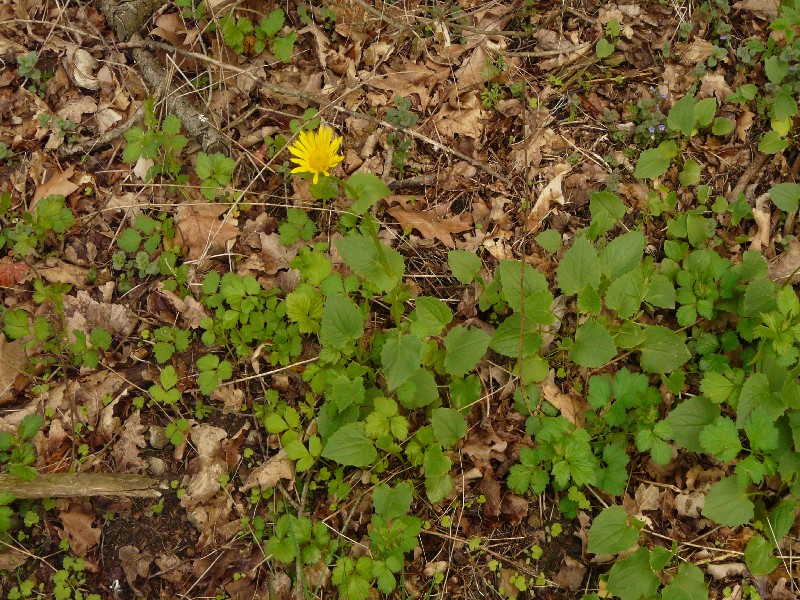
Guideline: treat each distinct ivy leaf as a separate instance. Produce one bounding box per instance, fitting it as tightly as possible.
[321,423,377,467]
[701,476,754,527]
[587,506,640,555]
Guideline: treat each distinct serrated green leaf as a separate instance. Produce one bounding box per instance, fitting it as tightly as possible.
[410,296,452,338]
[662,396,721,453]
[769,182,800,212]
[117,228,142,253]
[443,325,490,377]
[397,368,439,409]
[638,325,690,373]
[588,191,625,238]
[490,314,542,358]
[373,481,413,520]
[667,94,696,136]
[607,548,660,600]
[600,231,646,280]
[699,417,742,462]
[661,563,708,600]
[745,534,780,575]
[345,172,391,215]
[320,293,364,351]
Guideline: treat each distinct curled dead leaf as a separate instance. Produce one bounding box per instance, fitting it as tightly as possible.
[71,49,100,90]
[175,203,239,260]
[388,206,471,248]
[241,449,295,492]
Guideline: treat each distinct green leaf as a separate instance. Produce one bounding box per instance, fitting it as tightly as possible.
[397,368,439,409]
[661,563,708,600]
[712,117,734,136]
[744,407,779,453]
[679,159,702,186]
[570,320,616,368]
[160,365,178,390]
[769,182,800,212]
[261,9,285,37]
[449,375,481,411]
[410,296,452,338]
[600,231,646,280]
[759,130,789,154]
[423,444,452,504]
[490,314,542,358]
[117,228,142,253]
[662,396,721,453]
[381,334,424,391]
[744,534,780,576]
[667,94,696,135]
[336,233,404,292]
[535,229,561,252]
[557,236,600,296]
[345,172,391,215]
[766,498,798,547]
[432,408,468,448]
[635,141,677,180]
[443,325,490,377]
[587,506,640,555]
[373,481,413,519]
[694,97,717,128]
[320,293,364,351]
[606,270,645,319]
[638,326,690,373]
[19,414,44,440]
[699,371,740,405]
[607,548,660,600]
[701,476,754,527]
[595,38,615,58]
[497,260,549,314]
[644,274,675,309]
[3,309,30,340]
[588,191,625,238]
[699,417,742,462]
[321,423,377,467]
[272,32,296,63]
[448,250,482,284]
[765,56,789,84]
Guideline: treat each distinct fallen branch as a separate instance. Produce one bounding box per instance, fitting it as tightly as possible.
[0,472,162,499]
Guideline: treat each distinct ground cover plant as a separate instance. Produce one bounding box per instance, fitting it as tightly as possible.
[0,0,799,598]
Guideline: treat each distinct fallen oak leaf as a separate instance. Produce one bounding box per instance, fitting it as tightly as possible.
[388,206,472,248]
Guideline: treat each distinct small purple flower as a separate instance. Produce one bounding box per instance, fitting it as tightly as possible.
[791,65,797,72]
[720,35,727,41]
[660,93,667,99]
[658,124,666,131]
[648,126,656,133]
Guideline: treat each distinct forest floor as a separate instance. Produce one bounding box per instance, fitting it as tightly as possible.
[1,0,799,599]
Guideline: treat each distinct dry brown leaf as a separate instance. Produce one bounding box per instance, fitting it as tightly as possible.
[527,163,570,232]
[181,424,228,507]
[112,411,148,472]
[0,335,28,406]
[32,165,79,207]
[553,556,587,591]
[707,563,747,580]
[56,96,98,123]
[367,59,449,111]
[58,502,102,556]
[154,282,208,329]
[541,370,586,427]
[63,289,138,343]
[175,203,239,260]
[388,206,471,248]
[241,449,295,492]
[0,547,28,572]
[432,93,487,139]
[700,72,733,100]
[70,49,100,90]
[769,238,800,284]
[732,0,779,20]
[119,545,152,592]
[736,109,755,141]
[679,39,715,65]
[500,493,528,526]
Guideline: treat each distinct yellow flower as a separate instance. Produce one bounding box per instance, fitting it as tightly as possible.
[288,125,344,184]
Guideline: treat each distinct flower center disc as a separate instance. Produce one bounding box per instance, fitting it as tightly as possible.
[308,148,330,173]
